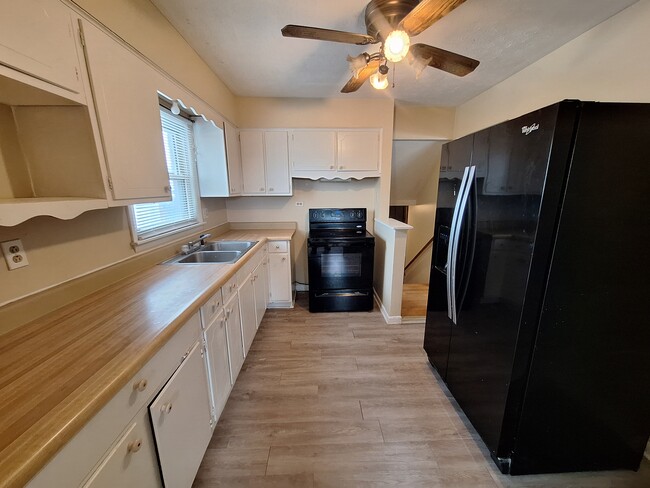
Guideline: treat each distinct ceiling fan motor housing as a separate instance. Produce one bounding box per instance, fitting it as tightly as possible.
[365,0,419,40]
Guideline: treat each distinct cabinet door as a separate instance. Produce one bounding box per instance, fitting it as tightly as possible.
[224,121,243,195]
[238,273,257,356]
[195,118,228,197]
[225,296,244,383]
[253,260,268,328]
[149,341,212,488]
[80,21,170,202]
[337,131,380,172]
[204,310,231,420]
[265,131,291,195]
[240,130,266,194]
[447,133,473,173]
[291,130,337,171]
[0,0,82,94]
[83,407,160,488]
[268,252,292,304]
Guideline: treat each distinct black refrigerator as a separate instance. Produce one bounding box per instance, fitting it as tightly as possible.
[424,100,650,475]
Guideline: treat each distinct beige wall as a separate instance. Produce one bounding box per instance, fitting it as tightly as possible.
[230,97,395,286]
[454,0,650,136]
[393,102,455,140]
[0,0,235,309]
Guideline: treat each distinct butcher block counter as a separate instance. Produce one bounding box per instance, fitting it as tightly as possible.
[0,228,294,488]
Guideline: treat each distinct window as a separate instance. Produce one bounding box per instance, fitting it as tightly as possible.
[129,107,202,244]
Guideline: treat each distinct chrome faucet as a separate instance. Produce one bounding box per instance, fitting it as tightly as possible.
[183,233,212,254]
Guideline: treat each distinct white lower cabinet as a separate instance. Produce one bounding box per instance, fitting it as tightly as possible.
[149,341,212,488]
[268,241,293,308]
[224,293,244,384]
[83,407,160,488]
[203,308,232,423]
[239,271,257,356]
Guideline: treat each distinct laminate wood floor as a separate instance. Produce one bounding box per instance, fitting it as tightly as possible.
[193,293,650,487]
[401,283,429,318]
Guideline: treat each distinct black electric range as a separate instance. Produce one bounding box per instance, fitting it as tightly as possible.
[307,208,375,312]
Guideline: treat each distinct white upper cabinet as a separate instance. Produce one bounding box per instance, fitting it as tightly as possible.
[80,20,170,203]
[264,131,291,195]
[337,130,380,172]
[291,130,337,172]
[195,119,227,196]
[290,129,381,179]
[195,119,242,197]
[224,121,243,195]
[0,0,83,95]
[240,130,267,195]
[240,130,292,196]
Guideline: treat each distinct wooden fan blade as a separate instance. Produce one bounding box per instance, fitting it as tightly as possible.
[281,25,377,45]
[341,59,381,93]
[411,43,479,77]
[400,0,466,37]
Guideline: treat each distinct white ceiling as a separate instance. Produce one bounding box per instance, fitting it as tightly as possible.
[150,0,639,106]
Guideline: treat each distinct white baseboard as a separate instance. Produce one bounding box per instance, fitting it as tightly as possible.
[295,283,309,292]
[373,289,402,324]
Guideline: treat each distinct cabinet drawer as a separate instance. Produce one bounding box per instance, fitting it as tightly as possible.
[200,289,223,327]
[268,241,288,253]
[82,407,160,488]
[222,273,239,302]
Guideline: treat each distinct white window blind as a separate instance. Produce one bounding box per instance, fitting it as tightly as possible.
[130,107,201,243]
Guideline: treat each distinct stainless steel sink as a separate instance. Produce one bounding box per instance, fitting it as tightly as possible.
[162,240,257,265]
[202,240,257,252]
[177,250,241,264]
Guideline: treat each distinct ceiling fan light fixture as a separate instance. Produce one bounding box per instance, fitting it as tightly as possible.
[383,30,410,63]
[347,53,370,78]
[409,53,432,80]
[369,65,389,90]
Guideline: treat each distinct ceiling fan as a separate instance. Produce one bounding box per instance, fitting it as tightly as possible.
[281,0,479,93]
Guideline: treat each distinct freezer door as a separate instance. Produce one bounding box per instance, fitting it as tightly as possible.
[424,149,468,378]
[444,103,561,456]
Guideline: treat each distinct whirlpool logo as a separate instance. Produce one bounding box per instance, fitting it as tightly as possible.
[522,123,540,135]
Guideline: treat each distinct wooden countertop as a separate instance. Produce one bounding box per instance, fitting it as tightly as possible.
[0,229,293,488]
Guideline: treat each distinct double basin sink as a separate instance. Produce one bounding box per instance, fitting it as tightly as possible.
[163,240,258,264]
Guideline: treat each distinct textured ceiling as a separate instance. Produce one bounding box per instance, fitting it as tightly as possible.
[150,0,639,106]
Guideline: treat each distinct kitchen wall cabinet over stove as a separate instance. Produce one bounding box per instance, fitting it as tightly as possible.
[290,129,381,179]
[240,130,292,196]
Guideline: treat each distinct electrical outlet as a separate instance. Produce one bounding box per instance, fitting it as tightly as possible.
[1,239,29,270]
[295,201,304,207]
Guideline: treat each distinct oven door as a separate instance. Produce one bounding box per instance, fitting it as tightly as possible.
[308,239,374,291]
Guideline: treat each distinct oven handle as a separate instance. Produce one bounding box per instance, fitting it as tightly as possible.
[308,242,374,249]
[314,291,371,298]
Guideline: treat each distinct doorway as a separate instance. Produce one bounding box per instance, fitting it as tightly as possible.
[390,139,445,319]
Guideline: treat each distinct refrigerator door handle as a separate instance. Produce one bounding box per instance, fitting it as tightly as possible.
[450,165,476,324]
[447,166,471,322]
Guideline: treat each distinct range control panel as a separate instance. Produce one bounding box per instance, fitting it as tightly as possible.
[309,208,366,224]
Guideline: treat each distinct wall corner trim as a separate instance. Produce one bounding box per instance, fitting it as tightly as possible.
[373,289,401,325]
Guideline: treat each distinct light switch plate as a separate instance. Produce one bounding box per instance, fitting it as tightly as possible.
[1,239,29,270]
